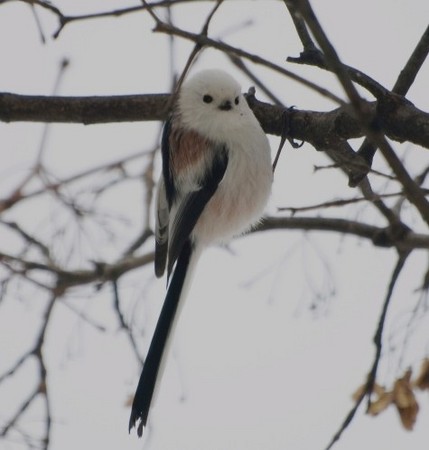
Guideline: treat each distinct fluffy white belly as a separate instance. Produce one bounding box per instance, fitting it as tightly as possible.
[193,140,272,245]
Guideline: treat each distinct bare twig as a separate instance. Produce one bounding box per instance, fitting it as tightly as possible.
[153,20,344,104]
[0,294,57,449]
[293,0,429,226]
[255,216,428,251]
[35,58,70,164]
[325,252,410,449]
[0,250,154,289]
[278,189,429,214]
[357,25,429,167]
[0,149,147,214]
[112,279,143,364]
[393,24,429,96]
[1,220,51,258]
[366,253,410,407]
[167,0,225,111]
[284,0,318,53]
[358,178,400,226]
[228,55,284,106]
[324,390,365,450]
[285,2,388,100]
[0,0,210,38]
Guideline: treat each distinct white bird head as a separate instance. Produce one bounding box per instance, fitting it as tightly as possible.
[177,69,256,141]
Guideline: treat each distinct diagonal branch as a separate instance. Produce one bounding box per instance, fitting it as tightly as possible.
[1,0,211,38]
[365,252,410,408]
[0,294,57,449]
[153,21,344,104]
[358,25,429,167]
[285,2,389,100]
[293,0,429,227]
[325,252,410,450]
[255,216,428,251]
[393,24,429,95]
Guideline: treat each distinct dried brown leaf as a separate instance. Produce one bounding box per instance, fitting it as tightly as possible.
[393,369,419,430]
[368,391,394,416]
[414,358,429,391]
[352,381,385,402]
[352,383,366,402]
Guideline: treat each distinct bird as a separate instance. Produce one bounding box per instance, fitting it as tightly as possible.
[129,69,273,437]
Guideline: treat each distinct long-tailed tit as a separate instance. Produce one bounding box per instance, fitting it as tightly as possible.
[129,69,273,436]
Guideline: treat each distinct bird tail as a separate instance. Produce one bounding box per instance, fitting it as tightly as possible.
[129,239,200,437]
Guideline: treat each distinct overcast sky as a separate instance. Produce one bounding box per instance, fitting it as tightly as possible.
[1,1,429,450]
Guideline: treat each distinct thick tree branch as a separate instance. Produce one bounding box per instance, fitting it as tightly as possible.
[0,92,170,124]
[2,92,427,149]
[255,216,428,251]
[2,90,429,191]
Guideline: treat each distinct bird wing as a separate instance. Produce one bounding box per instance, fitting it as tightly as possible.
[166,146,228,278]
[154,119,174,278]
[157,118,228,279]
[154,177,169,278]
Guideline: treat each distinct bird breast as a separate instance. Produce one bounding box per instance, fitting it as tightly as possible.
[193,129,272,246]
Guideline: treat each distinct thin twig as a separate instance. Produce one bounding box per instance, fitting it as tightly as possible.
[359,177,400,225]
[358,25,429,167]
[0,150,147,213]
[112,280,144,365]
[393,24,429,95]
[365,252,410,408]
[153,21,344,104]
[35,58,70,164]
[278,189,428,214]
[324,390,366,450]
[294,0,429,226]
[167,0,225,111]
[284,0,318,52]
[285,2,388,99]
[325,252,410,449]
[228,55,284,106]
[0,294,57,449]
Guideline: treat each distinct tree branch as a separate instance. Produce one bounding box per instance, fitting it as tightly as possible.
[0,92,170,124]
[365,253,410,409]
[255,216,428,251]
[358,25,429,170]
[293,0,429,226]
[1,92,428,146]
[393,25,429,96]
[325,252,410,450]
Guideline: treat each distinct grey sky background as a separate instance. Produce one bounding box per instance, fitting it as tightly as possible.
[1,1,429,449]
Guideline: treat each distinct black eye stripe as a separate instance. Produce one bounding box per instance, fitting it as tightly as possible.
[234,96,239,105]
[203,95,213,103]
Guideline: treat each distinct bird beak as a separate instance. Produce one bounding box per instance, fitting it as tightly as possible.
[219,100,232,111]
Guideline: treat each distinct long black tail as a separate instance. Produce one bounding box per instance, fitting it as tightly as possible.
[129,239,193,437]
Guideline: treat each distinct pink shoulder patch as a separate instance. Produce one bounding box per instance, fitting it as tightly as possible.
[169,125,209,175]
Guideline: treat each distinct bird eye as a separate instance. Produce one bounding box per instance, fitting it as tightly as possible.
[234,96,240,105]
[203,95,213,104]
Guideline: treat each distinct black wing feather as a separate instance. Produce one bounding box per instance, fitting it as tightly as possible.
[161,118,176,207]
[154,119,174,277]
[167,146,228,278]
